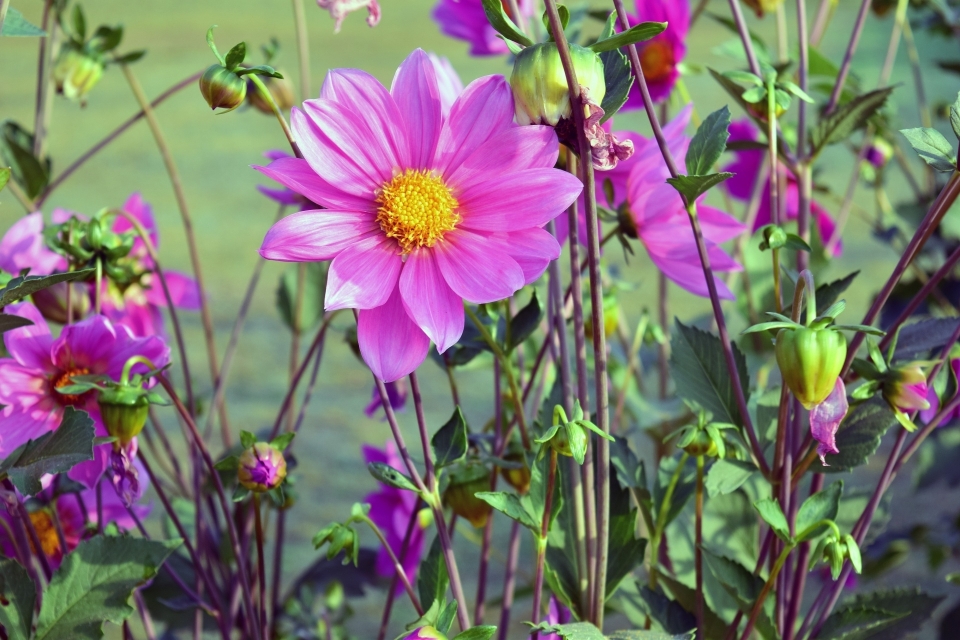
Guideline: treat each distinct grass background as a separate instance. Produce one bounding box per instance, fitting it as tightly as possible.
[1,0,959,636]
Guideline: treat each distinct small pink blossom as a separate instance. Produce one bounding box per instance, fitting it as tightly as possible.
[810,378,849,465]
[317,0,381,33]
[920,359,960,427]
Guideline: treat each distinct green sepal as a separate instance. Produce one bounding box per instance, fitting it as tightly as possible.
[240,430,257,449]
[269,432,295,452]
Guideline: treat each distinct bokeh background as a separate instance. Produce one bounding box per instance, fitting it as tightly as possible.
[2,0,960,637]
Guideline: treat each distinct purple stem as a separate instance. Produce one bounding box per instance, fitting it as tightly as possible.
[497,520,524,640]
[268,316,334,440]
[783,473,823,640]
[727,0,762,75]
[475,360,502,625]
[377,499,422,640]
[824,0,872,114]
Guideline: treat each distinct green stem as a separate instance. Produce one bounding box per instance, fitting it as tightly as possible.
[94,257,102,315]
[695,455,705,640]
[649,452,689,588]
[248,74,300,158]
[120,356,156,386]
[290,0,311,100]
[739,543,794,640]
[253,494,268,640]
[772,247,782,315]
[531,448,559,639]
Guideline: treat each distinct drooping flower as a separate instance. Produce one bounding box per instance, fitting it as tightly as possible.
[257,49,581,382]
[723,120,842,255]
[317,0,381,33]
[809,378,848,464]
[0,302,169,487]
[920,358,960,427]
[362,442,427,590]
[622,0,690,107]
[364,379,408,418]
[432,0,535,57]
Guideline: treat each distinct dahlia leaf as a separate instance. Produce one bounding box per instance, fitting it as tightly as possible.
[900,127,956,172]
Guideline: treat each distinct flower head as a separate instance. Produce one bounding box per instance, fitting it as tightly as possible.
[238,442,288,492]
[317,0,381,33]
[0,302,169,487]
[622,0,690,107]
[432,0,535,56]
[257,49,581,381]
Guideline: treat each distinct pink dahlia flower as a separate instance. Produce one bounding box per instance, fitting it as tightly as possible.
[363,441,426,590]
[257,49,581,382]
[622,0,690,107]
[0,302,169,487]
[723,120,842,255]
[432,0,536,57]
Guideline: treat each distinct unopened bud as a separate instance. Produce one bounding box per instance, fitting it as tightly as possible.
[54,48,104,103]
[680,429,717,458]
[499,451,531,495]
[32,282,90,325]
[199,64,247,112]
[510,42,606,127]
[98,388,150,449]
[882,363,930,413]
[775,327,847,409]
[442,460,493,528]
[248,73,295,114]
[238,442,287,492]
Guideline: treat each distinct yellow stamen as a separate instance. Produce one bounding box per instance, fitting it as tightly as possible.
[28,510,61,558]
[376,169,460,255]
[640,40,675,83]
[52,366,90,405]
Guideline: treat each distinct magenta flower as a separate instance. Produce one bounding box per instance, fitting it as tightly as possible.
[363,441,426,589]
[432,0,535,56]
[365,379,408,418]
[402,627,446,640]
[317,0,381,33]
[622,0,690,107]
[723,120,842,255]
[0,212,67,276]
[0,302,169,487]
[921,359,960,427]
[257,49,581,382]
[536,595,573,639]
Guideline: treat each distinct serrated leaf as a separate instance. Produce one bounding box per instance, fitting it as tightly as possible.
[702,549,777,638]
[951,92,960,140]
[0,313,33,334]
[0,558,35,639]
[0,269,95,307]
[480,0,533,46]
[0,120,49,199]
[276,262,326,333]
[35,536,181,640]
[818,588,944,640]
[507,291,542,351]
[900,127,957,172]
[754,498,791,541]
[666,172,734,202]
[1,7,46,36]
[670,319,751,428]
[599,46,633,124]
[704,459,755,497]
[686,106,732,176]
[432,407,468,469]
[588,21,666,53]
[475,490,539,532]
[815,398,898,472]
[0,407,96,496]
[417,535,448,612]
[627,583,697,635]
[367,462,419,492]
[452,627,497,640]
[605,472,647,600]
[810,87,894,156]
[892,318,960,361]
[795,480,842,541]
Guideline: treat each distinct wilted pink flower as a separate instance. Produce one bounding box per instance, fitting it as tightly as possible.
[723,120,842,255]
[622,0,690,106]
[363,442,426,590]
[810,379,848,465]
[920,359,960,427]
[0,302,169,487]
[365,379,408,418]
[317,0,381,33]
[257,49,580,381]
[432,0,535,56]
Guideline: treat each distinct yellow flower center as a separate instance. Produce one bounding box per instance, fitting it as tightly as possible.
[376,169,460,255]
[28,510,61,559]
[640,40,675,83]
[52,366,90,405]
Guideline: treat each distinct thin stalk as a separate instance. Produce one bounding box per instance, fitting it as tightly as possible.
[823,0,872,114]
[5,179,34,212]
[0,0,10,34]
[253,495,268,640]
[291,0,311,100]
[270,510,286,623]
[94,257,102,315]
[658,273,669,398]
[360,516,424,615]
[121,64,229,442]
[497,521,524,640]
[783,474,823,640]
[809,0,834,45]
[901,19,932,130]
[795,0,811,271]
[649,452,690,588]
[776,1,788,63]
[135,592,158,640]
[268,315,335,440]
[11,495,53,580]
[32,0,55,159]
[695,455,705,640]
[475,360,502,625]
[531,449,559,639]
[377,500,422,640]
[739,544,793,640]
[727,0,762,75]
[287,263,305,434]
[249,75,301,157]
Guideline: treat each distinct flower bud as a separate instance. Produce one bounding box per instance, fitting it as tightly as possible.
[32,282,91,325]
[743,0,783,16]
[247,73,295,114]
[500,451,531,495]
[98,388,150,449]
[54,48,104,103]
[680,429,717,458]
[510,42,606,127]
[199,64,248,112]
[238,442,287,492]
[402,627,447,640]
[864,138,893,169]
[775,327,847,409]
[442,460,493,528]
[882,363,930,413]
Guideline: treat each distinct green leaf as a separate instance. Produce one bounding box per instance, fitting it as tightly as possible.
[607,632,695,640]
[605,472,647,600]
[480,0,534,46]
[621,583,696,635]
[589,21,666,53]
[507,291,542,351]
[598,39,633,124]
[367,462,419,492]
[951,91,960,141]
[452,627,497,640]
[658,575,728,640]
[810,87,894,156]
[754,498,791,541]
[224,41,246,70]
[113,50,146,65]
[0,166,9,191]
[234,65,283,78]
[670,319,751,428]
[417,535,449,612]
[0,269,95,306]
[0,120,50,199]
[432,407,469,469]
[71,5,86,40]
[276,263,326,333]
[818,588,944,640]
[815,398,899,472]
[269,432,295,452]
[686,106,732,176]
[541,5,569,38]
[1,7,46,36]
[892,318,960,362]
[900,127,957,172]
[437,600,458,636]
[784,233,812,252]
[653,454,695,530]
[704,459,755,498]
[0,407,96,496]
[239,430,256,449]
[0,558,35,640]
[723,70,763,86]
[527,622,605,639]
[610,435,647,492]
[665,172,734,202]
[0,313,33,334]
[702,549,777,639]
[795,480,842,541]
[35,535,181,640]
[475,490,538,532]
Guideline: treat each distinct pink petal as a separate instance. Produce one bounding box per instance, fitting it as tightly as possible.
[427,53,464,117]
[357,287,430,382]
[2,303,54,371]
[291,107,382,199]
[325,234,402,310]
[113,193,159,255]
[392,49,443,169]
[399,248,464,353]
[0,408,60,459]
[810,379,848,465]
[486,227,561,285]
[0,361,50,413]
[104,330,170,379]
[260,209,379,262]
[435,75,516,175]
[434,230,524,303]
[254,157,376,211]
[446,125,560,192]
[142,271,201,310]
[0,212,67,275]
[458,169,582,232]
[68,418,109,489]
[53,316,120,376]
[696,204,747,244]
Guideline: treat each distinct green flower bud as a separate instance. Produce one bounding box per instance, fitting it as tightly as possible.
[775,327,847,409]
[248,72,295,114]
[510,42,606,127]
[442,460,493,528]
[199,64,247,112]
[238,442,288,492]
[499,446,531,495]
[54,48,104,103]
[680,429,718,458]
[98,387,150,449]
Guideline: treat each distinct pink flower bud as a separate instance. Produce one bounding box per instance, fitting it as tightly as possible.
[238,443,287,492]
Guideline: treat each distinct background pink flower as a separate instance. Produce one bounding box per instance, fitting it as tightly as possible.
[257,49,581,381]
[432,0,535,56]
[921,359,960,427]
[0,212,67,275]
[622,0,689,107]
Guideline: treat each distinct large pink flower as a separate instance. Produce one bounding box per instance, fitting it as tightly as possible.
[622,0,689,107]
[723,120,841,255]
[257,49,581,381]
[432,0,535,57]
[0,302,169,486]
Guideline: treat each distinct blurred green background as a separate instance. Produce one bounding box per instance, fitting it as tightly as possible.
[2,0,959,637]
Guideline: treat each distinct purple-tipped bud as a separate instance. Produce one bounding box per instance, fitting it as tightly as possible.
[238,442,287,492]
[883,364,930,412]
[775,327,847,409]
[402,626,447,640]
[199,64,247,112]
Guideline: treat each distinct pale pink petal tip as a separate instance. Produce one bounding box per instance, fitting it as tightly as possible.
[809,378,849,466]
